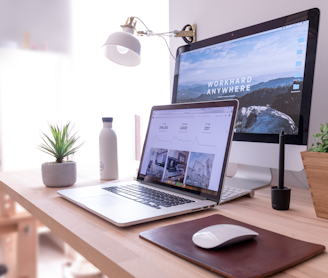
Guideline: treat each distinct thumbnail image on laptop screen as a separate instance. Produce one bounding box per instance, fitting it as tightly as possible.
[138,105,235,195]
[174,20,309,135]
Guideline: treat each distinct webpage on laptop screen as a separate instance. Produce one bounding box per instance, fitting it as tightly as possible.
[139,106,234,194]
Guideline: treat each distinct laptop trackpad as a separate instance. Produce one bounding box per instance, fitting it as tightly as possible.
[80,195,129,208]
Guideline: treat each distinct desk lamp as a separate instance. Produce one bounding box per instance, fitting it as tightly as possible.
[102,17,197,66]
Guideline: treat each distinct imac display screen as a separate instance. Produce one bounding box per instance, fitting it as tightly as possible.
[176,22,308,135]
[172,9,319,144]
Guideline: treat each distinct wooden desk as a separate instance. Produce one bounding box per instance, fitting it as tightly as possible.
[0,170,327,278]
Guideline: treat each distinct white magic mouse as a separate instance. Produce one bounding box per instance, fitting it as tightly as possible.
[192,224,259,249]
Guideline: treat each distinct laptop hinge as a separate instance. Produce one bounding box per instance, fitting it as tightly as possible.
[207,197,219,204]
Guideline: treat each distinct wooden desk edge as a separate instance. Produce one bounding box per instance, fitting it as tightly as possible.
[0,176,135,278]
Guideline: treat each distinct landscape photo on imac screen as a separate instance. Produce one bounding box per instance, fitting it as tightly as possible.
[176,21,309,135]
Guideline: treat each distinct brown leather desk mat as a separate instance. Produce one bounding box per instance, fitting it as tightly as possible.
[140,214,325,278]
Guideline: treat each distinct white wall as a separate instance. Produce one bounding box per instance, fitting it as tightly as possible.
[169,0,328,189]
[0,49,74,171]
[0,0,71,53]
[70,0,170,176]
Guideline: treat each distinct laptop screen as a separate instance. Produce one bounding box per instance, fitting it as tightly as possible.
[138,100,237,200]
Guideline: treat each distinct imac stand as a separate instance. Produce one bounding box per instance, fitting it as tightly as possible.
[225,141,306,191]
[224,164,272,191]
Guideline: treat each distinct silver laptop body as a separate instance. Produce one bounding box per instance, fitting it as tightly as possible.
[58,100,238,227]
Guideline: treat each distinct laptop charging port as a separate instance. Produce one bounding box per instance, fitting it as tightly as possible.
[203,206,208,209]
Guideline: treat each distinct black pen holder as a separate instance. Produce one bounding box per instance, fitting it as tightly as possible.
[271,186,291,210]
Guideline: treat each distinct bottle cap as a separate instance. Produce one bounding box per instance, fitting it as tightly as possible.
[102,117,113,122]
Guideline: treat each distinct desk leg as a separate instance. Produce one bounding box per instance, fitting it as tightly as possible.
[17,218,37,278]
[0,232,17,278]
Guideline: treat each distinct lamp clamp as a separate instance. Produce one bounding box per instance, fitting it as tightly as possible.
[174,24,197,43]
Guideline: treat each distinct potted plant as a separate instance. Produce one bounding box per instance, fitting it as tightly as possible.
[301,123,328,219]
[38,123,84,188]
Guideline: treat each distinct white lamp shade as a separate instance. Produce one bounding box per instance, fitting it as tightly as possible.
[102,31,141,67]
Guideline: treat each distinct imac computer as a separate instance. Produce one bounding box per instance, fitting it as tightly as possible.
[171,8,320,190]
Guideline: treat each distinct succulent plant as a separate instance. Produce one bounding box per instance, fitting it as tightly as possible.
[38,122,84,163]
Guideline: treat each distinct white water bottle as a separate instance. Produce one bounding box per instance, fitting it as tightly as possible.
[99,117,118,180]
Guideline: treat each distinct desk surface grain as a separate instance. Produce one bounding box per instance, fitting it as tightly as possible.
[0,169,327,278]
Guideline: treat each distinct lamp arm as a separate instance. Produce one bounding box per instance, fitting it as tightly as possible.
[131,17,175,37]
[122,16,197,60]
[137,30,175,37]
[131,16,196,42]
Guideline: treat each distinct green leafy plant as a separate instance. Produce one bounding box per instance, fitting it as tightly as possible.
[38,122,84,163]
[309,123,328,153]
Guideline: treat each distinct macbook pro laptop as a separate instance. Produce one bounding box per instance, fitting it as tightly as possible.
[58,100,239,226]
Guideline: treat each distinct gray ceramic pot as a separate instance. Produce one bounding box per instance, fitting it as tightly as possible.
[41,161,77,187]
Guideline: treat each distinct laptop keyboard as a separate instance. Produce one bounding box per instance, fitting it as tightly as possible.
[103,184,195,209]
[103,184,254,209]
